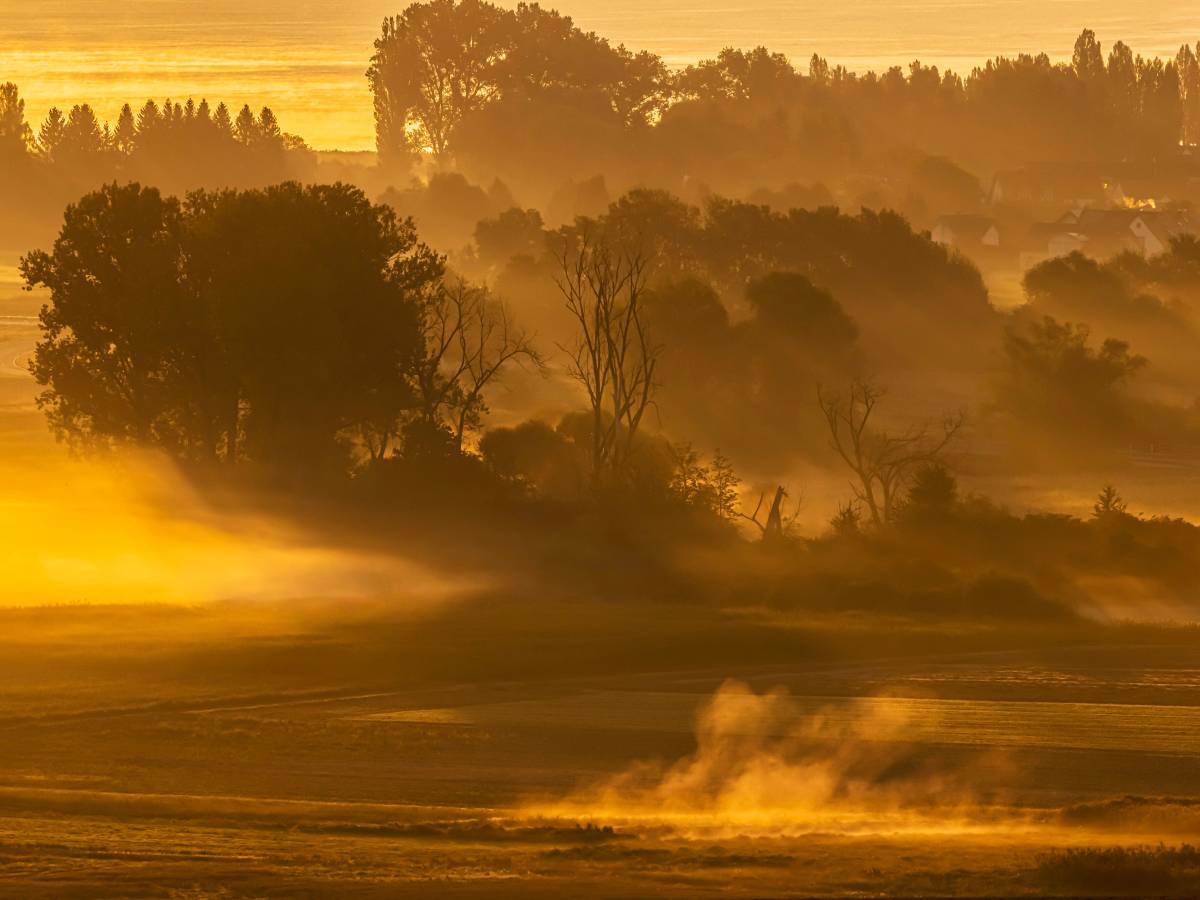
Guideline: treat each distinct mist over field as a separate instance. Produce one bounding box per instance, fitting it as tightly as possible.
[6,2,1200,897]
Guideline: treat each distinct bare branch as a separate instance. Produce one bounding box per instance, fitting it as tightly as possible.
[552,227,661,487]
[818,378,964,528]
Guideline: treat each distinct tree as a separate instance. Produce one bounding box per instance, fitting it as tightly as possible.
[1178,44,1200,144]
[213,102,233,136]
[1093,484,1128,520]
[667,444,740,520]
[474,207,546,267]
[0,82,32,159]
[1023,251,1171,325]
[135,99,161,138]
[405,278,542,455]
[23,182,442,472]
[367,0,672,169]
[738,485,799,541]
[502,3,669,124]
[367,0,510,166]
[609,46,672,127]
[37,107,66,161]
[818,379,963,528]
[1072,29,1106,82]
[20,184,192,451]
[258,107,282,146]
[233,104,259,145]
[998,315,1146,438]
[185,182,440,469]
[828,501,862,538]
[744,272,858,349]
[113,104,136,155]
[601,188,703,274]
[480,418,581,496]
[809,54,831,84]
[674,46,797,103]
[60,104,106,162]
[905,462,958,518]
[554,227,660,486]
[1107,41,1138,120]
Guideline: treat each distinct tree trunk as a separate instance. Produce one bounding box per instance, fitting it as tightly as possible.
[764,486,786,542]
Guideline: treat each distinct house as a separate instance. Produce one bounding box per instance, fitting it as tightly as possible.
[931,214,1001,250]
[1019,207,1192,270]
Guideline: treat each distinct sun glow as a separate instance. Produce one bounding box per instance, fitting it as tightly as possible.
[0,450,451,607]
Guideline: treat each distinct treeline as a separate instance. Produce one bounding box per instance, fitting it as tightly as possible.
[1003,237,1200,451]
[461,186,993,463]
[368,2,1200,195]
[25,179,1200,624]
[28,177,1198,489]
[0,83,314,242]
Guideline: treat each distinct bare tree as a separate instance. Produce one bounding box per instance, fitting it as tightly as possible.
[361,278,541,460]
[738,485,802,542]
[422,278,543,449]
[818,379,963,528]
[554,228,661,486]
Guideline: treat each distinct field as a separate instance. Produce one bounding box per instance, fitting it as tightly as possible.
[0,600,1199,898]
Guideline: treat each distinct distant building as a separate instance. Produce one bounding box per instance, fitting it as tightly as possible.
[931,214,1001,250]
[1019,207,1192,269]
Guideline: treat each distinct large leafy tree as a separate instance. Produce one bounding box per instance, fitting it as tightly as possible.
[368,0,511,167]
[183,182,441,469]
[998,315,1147,439]
[21,184,196,452]
[367,0,671,169]
[22,181,443,471]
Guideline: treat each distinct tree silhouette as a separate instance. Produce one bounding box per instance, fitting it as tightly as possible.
[21,184,192,450]
[408,278,543,454]
[554,227,660,486]
[998,316,1146,439]
[368,0,671,169]
[368,0,510,167]
[37,107,65,162]
[819,379,963,528]
[1093,484,1129,520]
[738,485,800,541]
[23,182,444,472]
[0,83,32,158]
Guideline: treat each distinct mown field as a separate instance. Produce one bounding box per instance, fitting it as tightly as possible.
[0,600,1199,898]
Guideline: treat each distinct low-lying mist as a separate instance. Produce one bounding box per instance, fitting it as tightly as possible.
[0,448,468,608]
[531,679,1200,842]
[533,679,1016,838]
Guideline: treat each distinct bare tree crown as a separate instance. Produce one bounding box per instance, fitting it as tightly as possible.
[818,379,964,527]
[554,228,662,485]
